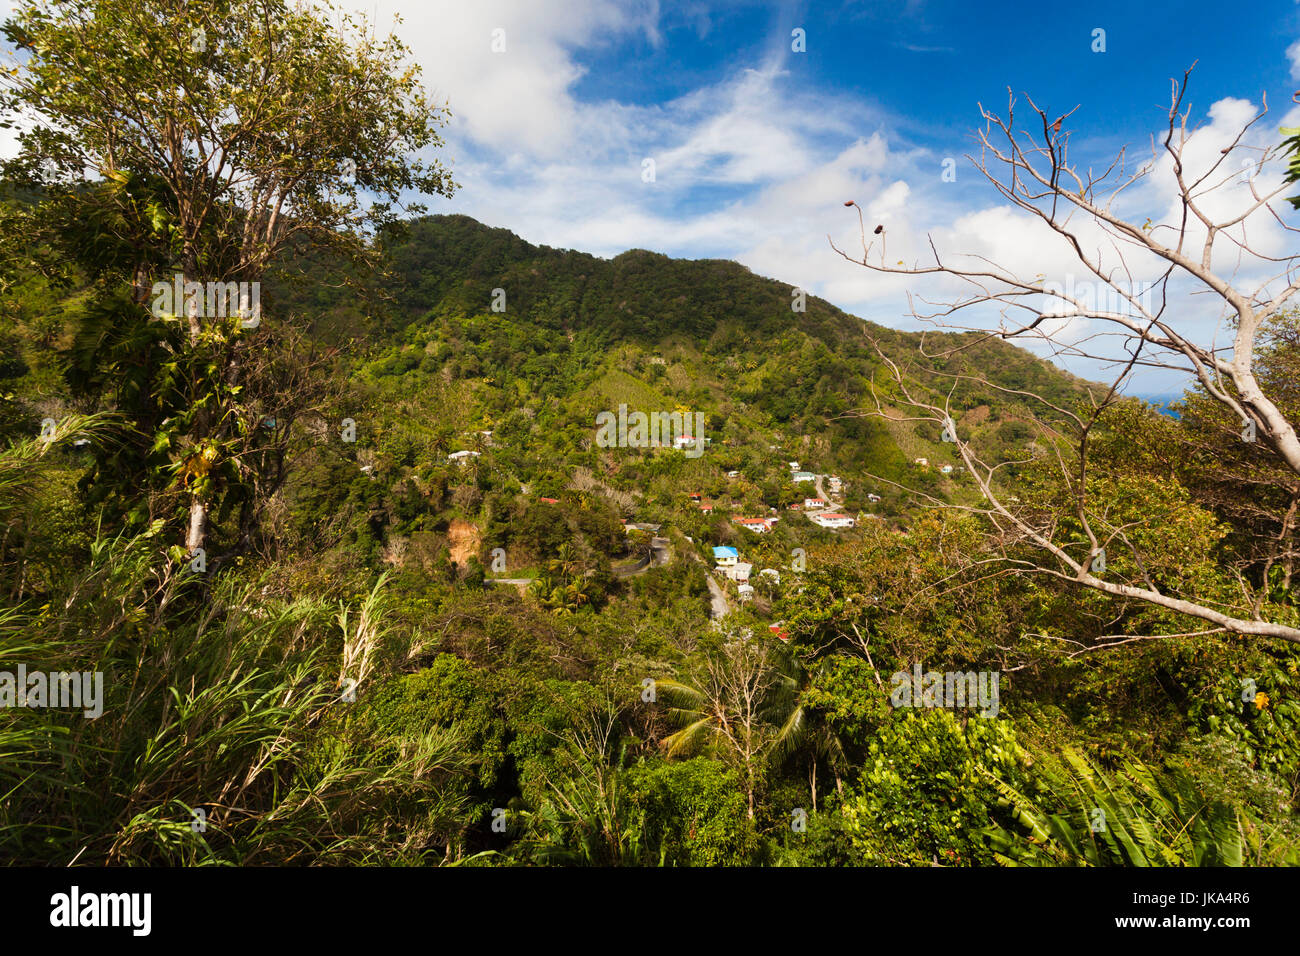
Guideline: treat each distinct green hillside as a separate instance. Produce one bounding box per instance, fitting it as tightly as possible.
[5,212,1297,869]
[334,213,1094,511]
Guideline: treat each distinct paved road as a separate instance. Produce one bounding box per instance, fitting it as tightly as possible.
[704,573,730,619]
[813,474,842,510]
[489,534,730,618]
[613,536,671,578]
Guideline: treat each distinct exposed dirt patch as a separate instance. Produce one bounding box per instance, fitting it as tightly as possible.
[448,518,481,566]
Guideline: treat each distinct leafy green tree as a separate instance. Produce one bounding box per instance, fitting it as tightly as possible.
[1,0,455,556]
[626,757,760,866]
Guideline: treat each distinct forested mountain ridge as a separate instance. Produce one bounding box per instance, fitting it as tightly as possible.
[376,213,1092,403]
[300,213,1097,510]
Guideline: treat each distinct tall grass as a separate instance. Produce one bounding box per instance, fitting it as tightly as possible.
[0,418,475,865]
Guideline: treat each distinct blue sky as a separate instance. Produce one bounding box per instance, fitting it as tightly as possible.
[327,0,1300,393]
[575,1,1297,142]
[5,0,1298,393]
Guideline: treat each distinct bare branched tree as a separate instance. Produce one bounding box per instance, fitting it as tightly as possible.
[658,622,782,818]
[831,68,1300,645]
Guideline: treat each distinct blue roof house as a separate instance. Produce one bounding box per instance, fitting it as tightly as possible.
[712,546,739,567]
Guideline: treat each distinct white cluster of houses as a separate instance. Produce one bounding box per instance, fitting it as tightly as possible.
[796,489,856,529]
[784,460,815,483]
[712,546,781,601]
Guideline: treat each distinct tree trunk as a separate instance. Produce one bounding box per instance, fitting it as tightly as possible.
[187,498,207,554]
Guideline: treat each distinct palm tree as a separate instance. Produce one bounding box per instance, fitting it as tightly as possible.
[519,700,650,866]
[983,746,1300,866]
[770,656,848,811]
[657,625,784,819]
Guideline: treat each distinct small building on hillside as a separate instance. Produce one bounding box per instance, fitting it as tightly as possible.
[736,583,754,600]
[940,464,954,474]
[733,517,772,534]
[728,562,753,584]
[914,457,928,467]
[803,497,828,510]
[810,512,856,529]
[712,546,739,568]
[448,450,481,464]
[791,471,816,483]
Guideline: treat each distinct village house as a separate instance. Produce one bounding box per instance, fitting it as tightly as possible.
[712,546,739,569]
[728,562,752,584]
[914,457,928,467]
[940,465,954,474]
[810,512,856,529]
[803,497,828,510]
[448,450,480,464]
[791,471,816,483]
[736,583,754,600]
[733,516,773,533]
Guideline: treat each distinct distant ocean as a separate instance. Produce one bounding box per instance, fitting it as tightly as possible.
[1134,393,1184,419]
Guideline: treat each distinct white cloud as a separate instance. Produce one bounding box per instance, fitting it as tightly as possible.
[336,0,654,160]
